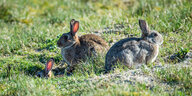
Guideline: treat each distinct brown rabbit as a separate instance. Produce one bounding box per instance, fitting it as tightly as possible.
[36,58,67,78]
[57,19,108,72]
[36,58,54,78]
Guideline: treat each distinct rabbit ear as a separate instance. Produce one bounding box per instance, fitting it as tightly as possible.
[70,19,79,36]
[45,58,54,74]
[139,19,149,37]
[70,19,75,30]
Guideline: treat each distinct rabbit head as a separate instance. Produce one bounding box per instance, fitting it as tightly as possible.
[139,20,163,45]
[36,58,54,78]
[57,19,79,49]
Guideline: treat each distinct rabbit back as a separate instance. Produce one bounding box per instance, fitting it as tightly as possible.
[105,38,158,71]
[73,34,108,63]
[79,34,108,52]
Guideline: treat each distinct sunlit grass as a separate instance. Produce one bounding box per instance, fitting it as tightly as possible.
[0,0,191,95]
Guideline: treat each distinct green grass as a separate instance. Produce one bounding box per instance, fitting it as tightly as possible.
[0,0,192,95]
[155,66,192,94]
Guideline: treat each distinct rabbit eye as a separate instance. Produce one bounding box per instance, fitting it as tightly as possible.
[153,33,158,37]
[63,36,68,40]
[37,74,41,77]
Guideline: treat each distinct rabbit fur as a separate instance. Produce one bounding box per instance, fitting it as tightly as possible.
[57,19,108,72]
[36,58,54,78]
[105,20,163,72]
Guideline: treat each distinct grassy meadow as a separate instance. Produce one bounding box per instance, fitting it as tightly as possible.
[0,0,192,95]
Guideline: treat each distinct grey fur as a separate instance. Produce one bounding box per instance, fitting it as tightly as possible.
[105,20,163,72]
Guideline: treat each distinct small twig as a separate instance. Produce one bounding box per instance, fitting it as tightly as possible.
[7,64,11,77]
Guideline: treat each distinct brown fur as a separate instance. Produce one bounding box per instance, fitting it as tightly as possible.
[36,58,54,78]
[60,34,108,67]
[57,19,108,72]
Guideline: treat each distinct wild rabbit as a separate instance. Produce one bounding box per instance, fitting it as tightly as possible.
[57,19,108,73]
[36,58,54,78]
[105,20,163,72]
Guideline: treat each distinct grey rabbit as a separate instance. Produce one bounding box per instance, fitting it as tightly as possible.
[105,19,163,72]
